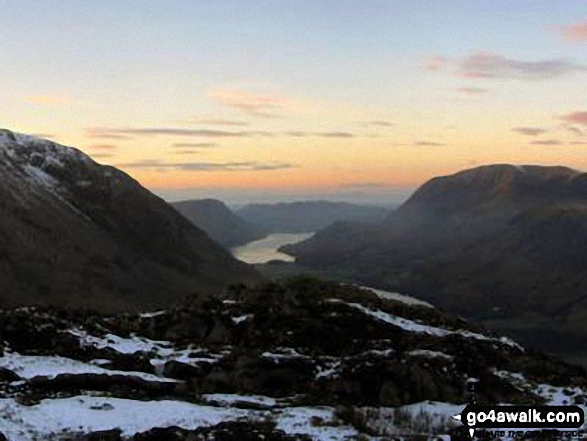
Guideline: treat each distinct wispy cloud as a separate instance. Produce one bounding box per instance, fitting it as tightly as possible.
[460,52,585,80]
[89,144,118,150]
[428,52,586,80]
[85,128,133,140]
[570,141,587,145]
[24,95,71,106]
[360,120,394,127]
[90,153,116,159]
[89,127,250,138]
[317,131,355,138]
[512,127,548,136]
[210,89,290,119]
[456,86,488,95]
[560,111,587,126]
[414,141,445,146]
[186,118,250,126]
[116,160,297,172]
[565,126,585,137]
[559,21,587,43]
[31,133,57,140]
[284,131,308,138]
[424,55,448,71]
[173,150,202,155]
[338,182,389,189]
[172,142,217,148]
[530,139,563,146]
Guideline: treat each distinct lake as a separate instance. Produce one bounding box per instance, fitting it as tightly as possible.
[231,232,314,264]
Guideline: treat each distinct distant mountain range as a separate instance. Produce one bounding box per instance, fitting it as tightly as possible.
[0,130,260,311]
[283,164,587,360]
[172,198,267,248]
[237,201,391,233]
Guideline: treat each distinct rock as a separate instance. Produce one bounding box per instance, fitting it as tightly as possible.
[163,360,203,380]
[0,367,20,383]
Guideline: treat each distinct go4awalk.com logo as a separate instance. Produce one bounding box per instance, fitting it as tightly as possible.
[452,405,585,438]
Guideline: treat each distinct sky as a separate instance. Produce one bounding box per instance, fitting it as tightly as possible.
[1,0,586,205]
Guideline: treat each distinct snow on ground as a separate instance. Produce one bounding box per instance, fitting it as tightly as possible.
[138,310,166,319]
[149,347,226,373]
[408,349,454,361]
[0,395,359,441]
[274,407,359,440]
[360,286,434,308]
[0,353,177,383]
[0,396,254,440]
[261,347,310,362]
[69,328,176,356]
[232,314,252,324]
[202,393,278,408]
[328,298,523,350]
[315,361,342,380]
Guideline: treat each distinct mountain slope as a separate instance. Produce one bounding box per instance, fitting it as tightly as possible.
[0,278,586,439]
[237,201,390,233]
[172,199,267,248]
[283,164,587,356]
[0,129,261,311]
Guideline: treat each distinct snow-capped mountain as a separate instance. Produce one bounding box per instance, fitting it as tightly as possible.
[0,129,260,312]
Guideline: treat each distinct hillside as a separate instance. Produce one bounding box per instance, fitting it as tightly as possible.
[0,278,585,439]
[172,199,267,248]
[237,201,390,233]
[283,165,587,359]
[0,129,261,312]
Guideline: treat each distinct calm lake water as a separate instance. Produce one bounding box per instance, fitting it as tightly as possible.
[231,233,314,264]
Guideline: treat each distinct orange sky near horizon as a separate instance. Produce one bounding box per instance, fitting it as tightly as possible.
[1,1,586,204]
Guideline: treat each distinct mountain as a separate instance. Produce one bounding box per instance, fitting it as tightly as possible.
[283,165,587,359]
[0,129,261,312]
[172,199,267,248]
[0,278,585,439]
[237,201,391,233]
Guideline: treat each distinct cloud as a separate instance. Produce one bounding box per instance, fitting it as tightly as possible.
[414,141,445,146]
[116,160,297,172]
[424,56,448,71]
[90,153,116,159]
[338,182,389,189]
[428,52,586,80]
[317,131,355,138]
[210,89,289,119]
[31,133,57,140]
[173,150,202,155]
[172,142,217,148]
[192,119,250,126]
[458,52,586,80]
[24,95,71,106]
[89,144,118,150]
[560,111,587,126]
[456,87,488,95]
[530,139,563,146]
[284,131,308,137]
[560,22,587,43]
[570,141,587,145]
[566,126,585,137]
[512,127,548,136]
[89,127,250,138]
[85,129,133,140]
[360,120,394,127]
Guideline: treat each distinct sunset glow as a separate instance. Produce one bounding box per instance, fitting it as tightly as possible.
[1,0,586,203]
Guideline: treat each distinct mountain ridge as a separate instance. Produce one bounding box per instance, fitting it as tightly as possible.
[0,129,261,311]
[172,198,267,248]
[282,164,587,361]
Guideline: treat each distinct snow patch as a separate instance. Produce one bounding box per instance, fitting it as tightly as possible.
[0,353,176,383]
